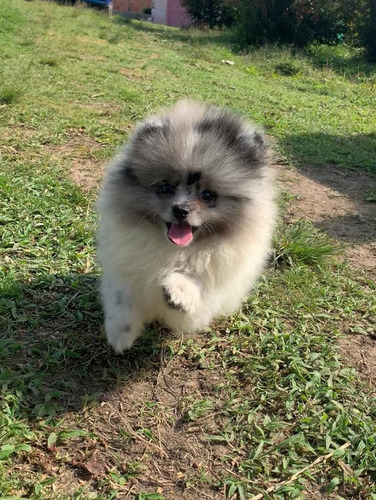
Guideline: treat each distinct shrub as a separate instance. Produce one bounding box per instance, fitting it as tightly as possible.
[231,0,365,48]
[181,0,235,27]
[275,61,300,76]
[359,0,376,61]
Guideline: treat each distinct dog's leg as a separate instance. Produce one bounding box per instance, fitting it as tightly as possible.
[162,273,201,314]
[101,276,143,353]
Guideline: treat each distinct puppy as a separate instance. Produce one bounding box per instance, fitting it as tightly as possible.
[97,100,276,353]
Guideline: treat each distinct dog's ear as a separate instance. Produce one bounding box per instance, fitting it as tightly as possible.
[196,111,240,147]
[235,126,270,168]
[196,110,270,169]
[133,117,170,143]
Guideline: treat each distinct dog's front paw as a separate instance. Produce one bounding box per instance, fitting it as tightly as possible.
[163,285,187,312]
[162,273,201,314]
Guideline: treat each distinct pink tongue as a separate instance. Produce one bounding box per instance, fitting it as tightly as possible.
[168,224,193,246]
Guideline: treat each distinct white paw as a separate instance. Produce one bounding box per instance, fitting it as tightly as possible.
[162,273,201,314]
[105,320,140,353]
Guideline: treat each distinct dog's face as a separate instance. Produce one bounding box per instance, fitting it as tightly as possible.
[107,101,270,247]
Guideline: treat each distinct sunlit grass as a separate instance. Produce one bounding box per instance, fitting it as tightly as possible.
[1,1,375,498]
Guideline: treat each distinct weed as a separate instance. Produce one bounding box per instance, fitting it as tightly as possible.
[274,220,343,267]
[39,57,59,67]
[275,61,300,76]
[0,85,22,105]
[366,188,376,202]
[186,399,214,421]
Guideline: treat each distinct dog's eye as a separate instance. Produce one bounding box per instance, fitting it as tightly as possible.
[160,183,174,195]
[201,190,215,203]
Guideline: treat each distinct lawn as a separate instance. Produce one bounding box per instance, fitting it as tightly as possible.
[1,1,376,499]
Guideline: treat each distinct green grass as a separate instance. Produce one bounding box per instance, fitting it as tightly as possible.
[274,220,343,267]
[0,85,23,105]
[1,1,376,498]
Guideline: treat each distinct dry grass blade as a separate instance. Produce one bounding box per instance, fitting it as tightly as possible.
[249,442,351,500]
[118,402,168,458]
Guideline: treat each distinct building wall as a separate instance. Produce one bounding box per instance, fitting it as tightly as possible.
[151,0,191,26]
[113,0,151,14]
[151,0,167,24]
[166,0,191,27]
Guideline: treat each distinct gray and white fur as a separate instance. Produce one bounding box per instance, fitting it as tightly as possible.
[97,100,276,353]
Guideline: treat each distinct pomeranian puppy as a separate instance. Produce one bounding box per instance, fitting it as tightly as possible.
[97,100,276,353]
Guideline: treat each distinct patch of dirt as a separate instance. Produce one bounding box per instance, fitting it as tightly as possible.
[339,334,376,387]
[279,164,376,388]
[93,356,230,499]
[76,35,107,45]
[280,165,376,273]
[24,348,233,499]
[119,67,150,81]
[60,50,108,62]
[70,158,105,191]
[45,128,107,190]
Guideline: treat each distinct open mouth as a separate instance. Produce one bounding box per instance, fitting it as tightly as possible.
[165,222,198,246]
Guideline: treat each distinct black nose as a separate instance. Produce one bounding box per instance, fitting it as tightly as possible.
[172,205,190,220]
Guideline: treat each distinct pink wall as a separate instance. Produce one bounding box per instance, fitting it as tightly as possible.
[113,0,151,14]
[166,0,192,27]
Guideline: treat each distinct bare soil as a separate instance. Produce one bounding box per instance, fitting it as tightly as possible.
[54,128,107,190]
[19,338,234,499]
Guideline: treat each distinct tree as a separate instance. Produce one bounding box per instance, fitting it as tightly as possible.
[360,0,376,61]
[231,0,366,48]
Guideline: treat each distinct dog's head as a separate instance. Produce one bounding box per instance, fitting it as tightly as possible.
[105,101,271,247]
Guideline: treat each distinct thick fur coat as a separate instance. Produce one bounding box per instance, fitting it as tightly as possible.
[97,101,276,352]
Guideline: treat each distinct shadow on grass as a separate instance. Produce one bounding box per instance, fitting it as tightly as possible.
[304,45,376,79]
[111,19,376,79]
[280,132,376,175]
[0,273,170,419]
[112,15,235,47]
[314,214,376,244]
[279,132,376,244]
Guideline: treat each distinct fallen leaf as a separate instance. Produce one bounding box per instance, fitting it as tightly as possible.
[84,460,107,478]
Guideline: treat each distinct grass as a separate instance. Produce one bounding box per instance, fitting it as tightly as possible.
[0,1,375,498]
[274,220,343,267]
[0,86,23,105]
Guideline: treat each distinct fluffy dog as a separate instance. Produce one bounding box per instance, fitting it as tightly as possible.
[97,100,276,353]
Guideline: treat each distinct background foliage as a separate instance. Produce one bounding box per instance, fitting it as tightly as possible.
[182,0,376,59]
